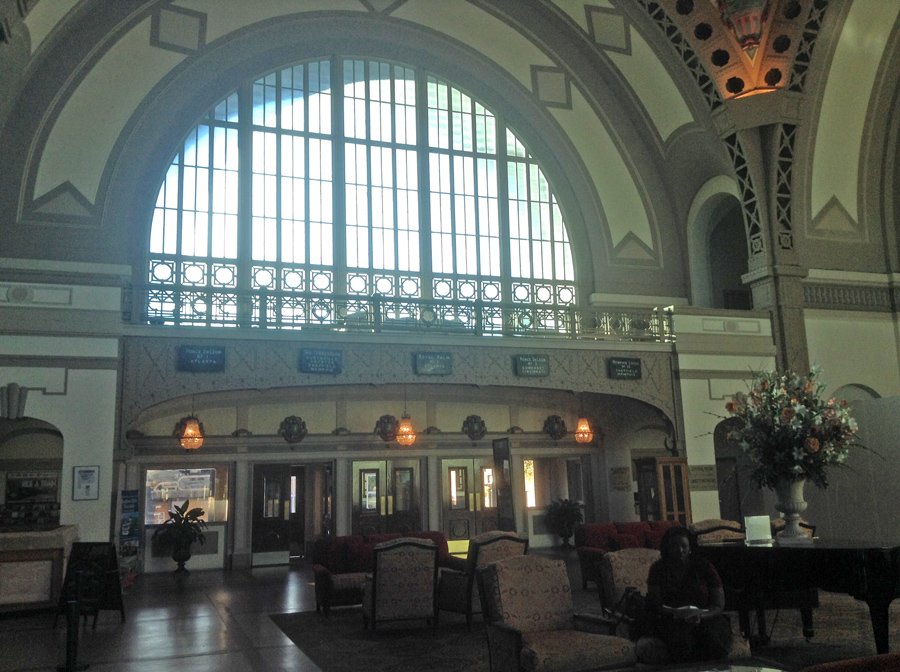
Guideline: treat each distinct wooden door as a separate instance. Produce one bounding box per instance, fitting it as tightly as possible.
[442,458,498,540]
[385,459,421,534]
[252,464,291,566]
[289,466,305,559]
[656,457,692,525]
[352,461,387,535]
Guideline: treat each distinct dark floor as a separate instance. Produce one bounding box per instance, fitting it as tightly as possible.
[0,548,598,672]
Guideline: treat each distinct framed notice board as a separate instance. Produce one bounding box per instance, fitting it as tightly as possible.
[56,542,125,628]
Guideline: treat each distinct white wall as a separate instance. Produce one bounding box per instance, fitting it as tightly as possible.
[805,310,900,397]
[0,336,119,542]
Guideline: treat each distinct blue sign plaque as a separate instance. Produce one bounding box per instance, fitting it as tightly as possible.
[414,352,452,375]
[300,348,343,374]
[178,345,226,372]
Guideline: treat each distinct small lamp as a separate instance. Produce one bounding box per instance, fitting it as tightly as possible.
[174,415,204,451]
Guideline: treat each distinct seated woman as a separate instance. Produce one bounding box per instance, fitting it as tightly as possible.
[644,526,733,663]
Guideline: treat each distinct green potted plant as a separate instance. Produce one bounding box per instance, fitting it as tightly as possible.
[152,499,208,572]
[545,498,584,548]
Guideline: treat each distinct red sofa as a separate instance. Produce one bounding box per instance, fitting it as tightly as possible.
[312,530,465,614]
[574,520,682,590]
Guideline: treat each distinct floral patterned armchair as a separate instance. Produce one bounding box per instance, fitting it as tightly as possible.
[477,555,636,672]
[598,547,660,614]
[437,530,528,630]
[599,547,751,665]
[362,537,438,631]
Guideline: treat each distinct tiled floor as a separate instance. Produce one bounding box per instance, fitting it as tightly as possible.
[0,549,597,672]
[0,563,324,672]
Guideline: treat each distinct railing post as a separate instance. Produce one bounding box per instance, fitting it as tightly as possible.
[373,295,382,332]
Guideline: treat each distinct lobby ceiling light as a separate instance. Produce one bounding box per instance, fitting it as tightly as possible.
[396,413,416,446]
[174,415,204,451]
[575,417,594,444]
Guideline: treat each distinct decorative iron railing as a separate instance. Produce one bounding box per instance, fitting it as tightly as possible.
[130,285,674,342]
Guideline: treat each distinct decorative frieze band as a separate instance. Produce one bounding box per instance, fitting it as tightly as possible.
[803,283,893,311]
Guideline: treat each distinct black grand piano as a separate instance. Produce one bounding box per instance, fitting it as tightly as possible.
[696,538,900,654]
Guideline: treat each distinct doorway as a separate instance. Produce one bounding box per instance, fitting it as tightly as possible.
[251,463,312,565]
[441,458,498,540]
[351,459,423,535]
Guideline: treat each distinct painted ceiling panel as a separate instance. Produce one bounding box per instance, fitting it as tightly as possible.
[22,0,79,56]
[607,29,694,142]
[174,0,365,42]
[395,0,554,87]
[551,91,652,251]
[35,20,185,203]
[552,0,693,142]
[400,0,653,251]
[811,0,900,224]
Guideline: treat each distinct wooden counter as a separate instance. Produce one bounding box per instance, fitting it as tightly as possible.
[0,525,78,612]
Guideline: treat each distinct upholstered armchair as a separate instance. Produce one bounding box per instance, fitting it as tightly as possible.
[598,547,659,615]
[361,537,438,631]
[477,554,636,672]
[598,547,751,665]
[689,518,746,542]
[437,530,528,630]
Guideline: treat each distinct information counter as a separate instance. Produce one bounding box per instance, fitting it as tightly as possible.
[0,525,78,612]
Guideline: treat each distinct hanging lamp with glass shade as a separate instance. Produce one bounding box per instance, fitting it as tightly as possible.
[396,413,417,446]
[574,416,594,444]
[395,385,417,446]
[574,393,594,444]
[174,415,205,451]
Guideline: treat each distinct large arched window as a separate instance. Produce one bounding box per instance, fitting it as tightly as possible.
[147,58,575,335]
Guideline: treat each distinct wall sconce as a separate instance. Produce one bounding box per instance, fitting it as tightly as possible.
[279,416,308,444]
[543,414,567,440]
[174,415,204,451]
[375,414,399,442]
[462,414,487,441]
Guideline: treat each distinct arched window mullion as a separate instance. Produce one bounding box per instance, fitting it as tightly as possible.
[147,56,578,335]
[332,56,348,298]
[237,81,254,327]
[415,68,433,300]
[495,118,513,309]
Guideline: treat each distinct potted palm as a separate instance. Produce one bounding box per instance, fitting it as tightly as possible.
[152,500,208,572]
[545,498,584,548]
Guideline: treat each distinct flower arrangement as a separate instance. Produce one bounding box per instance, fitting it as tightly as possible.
[725,366,860,489]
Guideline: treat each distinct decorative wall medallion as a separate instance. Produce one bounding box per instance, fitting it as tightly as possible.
[374,414,398,442]
[462,414,487,441]
[279,416,308,444]
[543,415,568,440]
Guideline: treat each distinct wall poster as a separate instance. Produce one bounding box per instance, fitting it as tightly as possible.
[72,465,100,501]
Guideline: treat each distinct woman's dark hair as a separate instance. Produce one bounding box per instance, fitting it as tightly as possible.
[658,525,697,564]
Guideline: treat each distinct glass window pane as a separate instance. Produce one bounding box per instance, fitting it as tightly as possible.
[144,467,229,525]
[393,469,412,513]
[362,471,379,511]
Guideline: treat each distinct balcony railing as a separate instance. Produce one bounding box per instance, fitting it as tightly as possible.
[132,285,674,342]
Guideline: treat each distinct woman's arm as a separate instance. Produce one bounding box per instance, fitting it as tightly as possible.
[699,585,725,620]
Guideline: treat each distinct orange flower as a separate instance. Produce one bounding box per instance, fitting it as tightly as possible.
[725,400,738,414]
[805,438,820,454]
[804,381,814,393]
[781,407,795,422]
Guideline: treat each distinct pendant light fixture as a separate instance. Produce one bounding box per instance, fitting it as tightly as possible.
[575,393,594,444]
[174,398,204,451]
[396,385,417,446]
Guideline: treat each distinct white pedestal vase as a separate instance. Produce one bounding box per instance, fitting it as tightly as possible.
[773,476,808,538]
